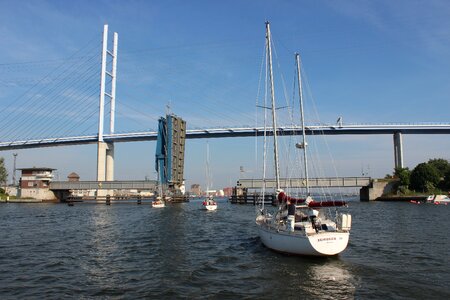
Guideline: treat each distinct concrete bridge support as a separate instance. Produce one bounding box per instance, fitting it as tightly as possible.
[106,143,114,181]
[360,179,397,201]
[97,142,114,180]
[96,142,114,197]
[393,132,404,169]
[97,142,107,181]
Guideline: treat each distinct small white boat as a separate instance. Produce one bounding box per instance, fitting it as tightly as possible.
[152,198,165,208]
[202,196,217,211]
[427,195,450,205]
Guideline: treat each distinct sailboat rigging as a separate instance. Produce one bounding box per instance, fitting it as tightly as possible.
[255,22,352,256]
[202,141,218,211]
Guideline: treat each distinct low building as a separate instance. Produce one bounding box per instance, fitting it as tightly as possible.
[223,187,233,197]
[190,184,202,196]
[18,167,57,201]
[5,186,18,197]
[67,172,80,182]
[205,189,216,196]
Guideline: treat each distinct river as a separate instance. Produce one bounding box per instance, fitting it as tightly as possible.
[0,198,449,299]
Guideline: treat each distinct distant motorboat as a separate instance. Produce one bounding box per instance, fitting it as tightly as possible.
[409,200,421,205]
[427,195,450,205]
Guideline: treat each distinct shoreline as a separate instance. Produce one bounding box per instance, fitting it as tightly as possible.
[376,195,427,202]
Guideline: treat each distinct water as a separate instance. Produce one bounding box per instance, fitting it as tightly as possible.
[0,199,449,299]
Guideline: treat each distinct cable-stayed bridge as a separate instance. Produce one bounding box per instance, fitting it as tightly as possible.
[1,24,450,187]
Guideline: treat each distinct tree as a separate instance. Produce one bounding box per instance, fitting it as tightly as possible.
[427,158,450,178]
[0,157,7,186]
[409,163,440,192]
[394,167,411,187]
[443,168,450,190]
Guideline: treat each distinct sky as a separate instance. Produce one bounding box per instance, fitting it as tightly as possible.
[1,0,450,190]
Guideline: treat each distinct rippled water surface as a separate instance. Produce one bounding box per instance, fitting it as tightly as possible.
[0,199,449,299]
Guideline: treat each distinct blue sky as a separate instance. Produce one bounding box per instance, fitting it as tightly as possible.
[1,0,450,190]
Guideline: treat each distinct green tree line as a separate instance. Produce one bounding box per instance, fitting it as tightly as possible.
[0,157,7,185]
[386,158,450,194]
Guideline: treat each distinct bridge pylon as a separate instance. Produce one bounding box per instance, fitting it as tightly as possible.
[393,132,404,169]
[96,24,118,186]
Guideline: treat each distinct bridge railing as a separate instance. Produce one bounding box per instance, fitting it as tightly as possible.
[50,180,158,190]
[237,177,371,189]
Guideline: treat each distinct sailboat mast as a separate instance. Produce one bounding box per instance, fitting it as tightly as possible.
[295,53,310,195]
[266,22,281,190]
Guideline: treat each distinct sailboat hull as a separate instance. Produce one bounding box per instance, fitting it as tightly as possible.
[152,201,165,208]
[203,204,217,211]
[257,223,349,256]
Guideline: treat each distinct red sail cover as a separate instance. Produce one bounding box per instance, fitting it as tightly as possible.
[277,192,306,204]
[308,201,347,208]
[278,192,347,207]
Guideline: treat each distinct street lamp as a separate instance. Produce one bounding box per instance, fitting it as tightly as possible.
[13,153,18,186]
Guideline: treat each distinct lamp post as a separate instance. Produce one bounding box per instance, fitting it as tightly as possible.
[13,153,17,186]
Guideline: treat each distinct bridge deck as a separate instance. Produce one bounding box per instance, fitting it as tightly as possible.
[238,177,371,189]
[1,123,450,150]
[50,180,158,190]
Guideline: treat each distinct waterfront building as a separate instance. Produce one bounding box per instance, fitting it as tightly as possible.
[223,187,233,197]
[67,172,80,182]
[18,167,57,200]
[190,184,202,196]
[205,189,216,196]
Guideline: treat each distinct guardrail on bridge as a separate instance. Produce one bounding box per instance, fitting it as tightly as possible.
[237,177,371,189]
[50,180,158,191]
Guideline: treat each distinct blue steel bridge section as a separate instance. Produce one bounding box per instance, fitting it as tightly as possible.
[154,114,186,188]
[155,116,168,185]
[0,123,450,151]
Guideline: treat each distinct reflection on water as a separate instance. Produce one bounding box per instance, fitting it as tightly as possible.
[83,206,120,290]
[0,199,449,298]
[303,261,356,299]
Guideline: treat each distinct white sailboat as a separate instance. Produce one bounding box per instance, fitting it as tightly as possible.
[255,22,352,256]
[152,170,166,208]
[202,195,217,211]
[202,142,218,211]
[152,197,165,208]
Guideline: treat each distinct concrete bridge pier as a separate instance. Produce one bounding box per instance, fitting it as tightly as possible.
[97,142,106,181]
[97,142,114,197]
[106,142,114,181]
[96,142,114,181]
[393,132,404,169]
